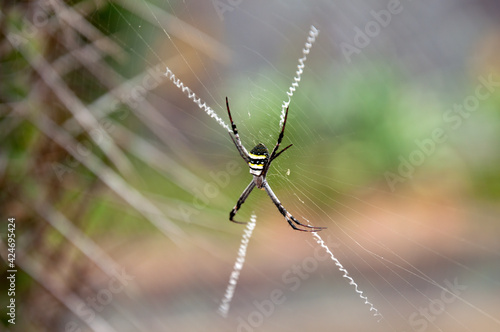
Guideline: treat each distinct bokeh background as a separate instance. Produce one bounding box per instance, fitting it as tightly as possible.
[1,1,500,331]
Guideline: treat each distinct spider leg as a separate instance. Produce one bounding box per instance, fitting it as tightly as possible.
[262,106,290,177]
[226,97,250,162]
[270,143,293,162]
[229,181,256,224]
[263,182,325,232]
[228,132,249,162]
[271,106,289,157]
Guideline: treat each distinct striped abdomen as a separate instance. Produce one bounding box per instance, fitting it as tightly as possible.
[248,143,269,176]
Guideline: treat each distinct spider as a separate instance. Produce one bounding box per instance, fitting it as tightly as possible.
[225,97,325,232]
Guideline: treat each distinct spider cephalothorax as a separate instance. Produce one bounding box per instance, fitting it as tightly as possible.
[225,97,325,232]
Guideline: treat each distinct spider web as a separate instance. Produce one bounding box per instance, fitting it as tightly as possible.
[14,1,500,331]
[106,2,500,330]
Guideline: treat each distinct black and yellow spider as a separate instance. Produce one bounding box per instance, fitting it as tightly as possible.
[225,97,325,232]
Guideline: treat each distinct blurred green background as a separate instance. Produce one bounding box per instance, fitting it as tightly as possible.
[1,1,500,331]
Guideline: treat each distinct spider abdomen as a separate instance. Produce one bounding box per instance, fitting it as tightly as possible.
[248,143,269,176]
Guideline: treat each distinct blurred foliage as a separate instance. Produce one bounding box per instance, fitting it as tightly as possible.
[1,1,500,331]
[223,62,500,200]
